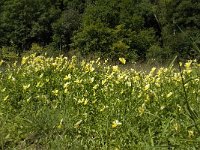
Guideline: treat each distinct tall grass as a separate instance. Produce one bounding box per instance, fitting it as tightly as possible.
[0,54,200,149]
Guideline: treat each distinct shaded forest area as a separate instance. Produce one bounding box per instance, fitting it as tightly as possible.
[0,0,200,62]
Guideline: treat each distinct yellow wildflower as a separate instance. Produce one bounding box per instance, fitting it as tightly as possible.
[23,84,30,91]
[89,77,94,83]
[112,66,119,72]
[173,123,180,131]
[185,60,192,69]
[0,60,4,66]
[184,69,192,74]
[74,79,82,84]
[85,63,95,72]
[27,97,31,103]
[149,67,156,75]
[78,98,84,104]
[83,99,88,105]
[102,79,107,85]
[93,84,99,90]
[166,92,173,98]
[177,104,182,112]
[3,95,9,101]
[8,74,12,80]
[39,73,44,78]
[112,120,122,128]
[160,105,165,110]
[52,89,59,96]
[144,84,150,91]
[188,130,194,138]
[126,81,132,87]
[21,56,28,65]
[64,74,71,81]
[138,105,145,116]
[100,105,108,112]
[63,82,70,89]
[64,88,68,94]
[57,118,64,129]
[36,82,44,88]
[179,62,182,67]
[119,57,126,64]
[1,88,6,92]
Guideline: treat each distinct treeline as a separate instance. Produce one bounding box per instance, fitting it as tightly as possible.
[0,0,200,62]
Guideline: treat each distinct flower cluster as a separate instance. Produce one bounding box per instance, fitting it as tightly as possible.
[0,56,199,149]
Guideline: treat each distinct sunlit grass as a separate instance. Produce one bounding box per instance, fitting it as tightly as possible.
[0,54,200,149]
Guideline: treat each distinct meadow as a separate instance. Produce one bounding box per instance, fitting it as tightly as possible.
[0,54,200,149]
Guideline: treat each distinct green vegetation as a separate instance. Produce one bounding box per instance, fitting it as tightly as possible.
[0,1,200,149]
[0,55,200,149]
[0,0,200,61]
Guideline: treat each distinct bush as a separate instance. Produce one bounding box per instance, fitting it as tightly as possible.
[146,45,173,63]
[0,46,18,61]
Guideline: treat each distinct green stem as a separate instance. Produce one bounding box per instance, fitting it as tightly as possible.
[178,59,200,133]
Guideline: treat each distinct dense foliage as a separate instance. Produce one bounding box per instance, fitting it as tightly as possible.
[0,55,200,149]
[0,0,200,61]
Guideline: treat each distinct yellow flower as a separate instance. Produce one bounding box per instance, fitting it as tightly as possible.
[0,60,4,66]
[64,88,68,94]
[57,118,64,129]
[185,60,192,69]
[63,82,70,89]
[138,104,145,116]
[100,105,108,112]
[112,66,119,72]
[126,81,131,87]
[21,56,28,65]
[85,63,95,72]
[74,79,82,84]
[36,82,44,88]
[64,74,71,81]
[177,104,182,112]
[89,77,94,83]
[23,84,30,91]
[102,79,107,85]
[1,88,6,92]
[144,84,150,91]
[3,95,9,101]
[184,69,192,74]
[188,130,194,138]
[27,97,31,103]
[150,67,156,75]
[119,57,126,64]
[77,98,84,104]
[52,89,59,96]
[173,123,180,131]
[179,62,182,67]
[112,120,122,128]
[160,105,165,110]
[83,99,88,105]
[39,73,44,78]
[8,74,12,80]
[93,84,99,90]
[166,92,173,98]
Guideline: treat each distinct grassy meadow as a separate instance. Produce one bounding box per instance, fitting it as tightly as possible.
[0,54,200,149]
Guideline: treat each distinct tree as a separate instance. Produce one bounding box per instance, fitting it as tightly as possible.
[0,0,7,47]
[163,0,200,59]
[0,0,61,55]
[72,0,158,61]
[52,9,81,51]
